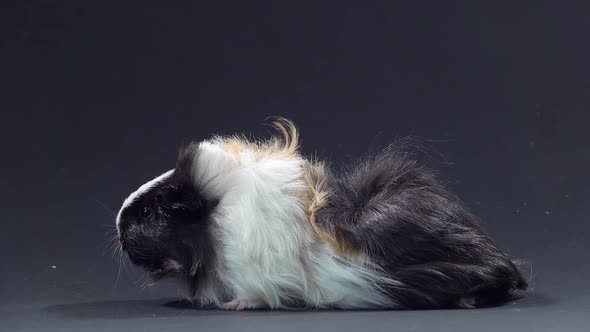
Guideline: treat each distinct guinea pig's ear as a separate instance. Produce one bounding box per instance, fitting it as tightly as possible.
[175,143,198,182]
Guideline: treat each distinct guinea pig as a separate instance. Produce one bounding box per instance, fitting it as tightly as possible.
[115,118,527,310]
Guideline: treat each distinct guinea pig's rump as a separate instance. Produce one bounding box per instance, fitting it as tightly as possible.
[312,143,528,309]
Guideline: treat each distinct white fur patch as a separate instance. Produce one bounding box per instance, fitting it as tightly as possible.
[192,140,398,309]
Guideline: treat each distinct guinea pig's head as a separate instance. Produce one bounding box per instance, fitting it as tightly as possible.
[116,151,216,295]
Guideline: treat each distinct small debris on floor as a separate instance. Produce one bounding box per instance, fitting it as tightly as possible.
[51,266,57,269]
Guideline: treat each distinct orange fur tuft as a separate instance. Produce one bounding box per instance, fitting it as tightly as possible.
[217,117,299,160]
[302,161,359,257]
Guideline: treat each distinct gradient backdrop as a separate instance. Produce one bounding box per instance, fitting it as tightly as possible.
[2,1,589,331]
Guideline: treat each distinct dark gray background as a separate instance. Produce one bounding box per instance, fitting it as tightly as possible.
[2,1,589,331]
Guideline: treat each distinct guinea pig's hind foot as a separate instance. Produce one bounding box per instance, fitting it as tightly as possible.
[221,298,265,311]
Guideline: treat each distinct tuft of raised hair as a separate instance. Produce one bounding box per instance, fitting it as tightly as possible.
[269,116,299,155]
[210,117,300,160]
[314,139,528,309]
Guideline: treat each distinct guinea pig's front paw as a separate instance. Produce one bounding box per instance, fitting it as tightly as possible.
[222,299,265,311]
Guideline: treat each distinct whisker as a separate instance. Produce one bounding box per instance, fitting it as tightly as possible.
[96,199,118,217]
[114,248,124,288]
[141,275,155,289]
[103,237,116,255]
[103,234,121,257]
[135,272,148,288]
[122,252,132,274]
[100,223,118,229]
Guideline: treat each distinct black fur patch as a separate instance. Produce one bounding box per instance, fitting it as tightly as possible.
[118,145,216,295]
[315,142,528,309]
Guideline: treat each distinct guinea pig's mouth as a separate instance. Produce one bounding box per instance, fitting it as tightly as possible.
[119,239,183,280]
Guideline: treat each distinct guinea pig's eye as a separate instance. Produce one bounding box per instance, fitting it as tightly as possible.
[141,206,152,218]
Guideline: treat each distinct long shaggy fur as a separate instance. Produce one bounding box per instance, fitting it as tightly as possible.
[115,118,527,310]
[314,142,527,308]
